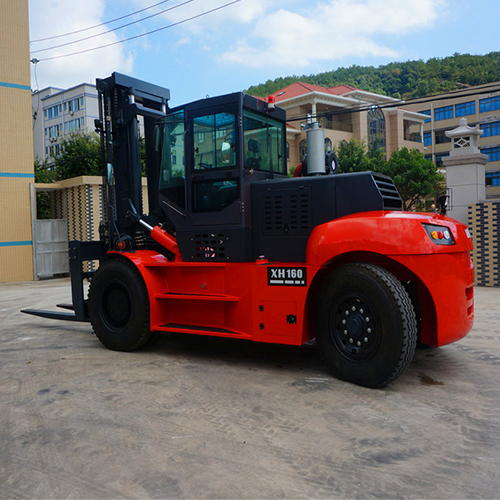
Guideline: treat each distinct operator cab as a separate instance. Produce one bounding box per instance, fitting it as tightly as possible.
[157,93,287,262]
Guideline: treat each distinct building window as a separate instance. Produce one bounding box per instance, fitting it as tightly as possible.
[68,99,80,112]
[48,107,53,119]
[425,154,432,161]
[324,137,332,152]
[420,109,431,123]
[299,139,307,160]
[435,153,449,166]
[480,96,500,113]
[481,146,500,162]
[367,106,386,150]
[455,101,475,117]
[423,131,432,146]
[486,171,500,186]
[481,121,500,137]
[434,106,453,121]
[434,130,451,145]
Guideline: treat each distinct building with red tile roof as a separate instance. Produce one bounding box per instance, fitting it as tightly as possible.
[265,81,427,171]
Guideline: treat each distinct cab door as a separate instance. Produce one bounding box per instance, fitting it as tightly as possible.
[186,105,242,227]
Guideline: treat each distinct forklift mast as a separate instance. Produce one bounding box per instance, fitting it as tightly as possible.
[94,72,171,249]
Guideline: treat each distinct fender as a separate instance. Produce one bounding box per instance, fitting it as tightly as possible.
[107,250,171,329]
[306,210,472,266]
[306,211,474,347]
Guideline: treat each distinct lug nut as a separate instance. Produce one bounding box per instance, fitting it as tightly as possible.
[349,338,354,344]
[343,330,348,335]
[367,328,372,334]
[357,341,361,346]
[342,319,346,325]
[365,317,370,322]
[345,311,350,316]
[352,306,356,312]
[364,337,369,342]
[360,309,364,314]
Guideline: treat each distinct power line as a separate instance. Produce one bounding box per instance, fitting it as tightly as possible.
[31,0,196,55]
[35,0,243,62]
[30,0,176,43]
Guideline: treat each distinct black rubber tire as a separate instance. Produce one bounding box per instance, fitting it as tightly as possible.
[88,258,151,351]
[316,263,417,388]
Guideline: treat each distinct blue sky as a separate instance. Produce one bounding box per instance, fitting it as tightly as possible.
[29,0,500,107]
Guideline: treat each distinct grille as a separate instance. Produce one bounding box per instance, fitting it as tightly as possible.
[262,188,312,236]
[372,173,403,210]
[193,233,227,260]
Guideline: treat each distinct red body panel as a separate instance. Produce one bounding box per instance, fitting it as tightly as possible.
[115,210,474,348]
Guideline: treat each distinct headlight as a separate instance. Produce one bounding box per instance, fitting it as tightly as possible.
[422,223,455,245]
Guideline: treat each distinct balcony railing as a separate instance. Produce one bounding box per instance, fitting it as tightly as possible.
[404,132,422,143]
[319,117,353,133]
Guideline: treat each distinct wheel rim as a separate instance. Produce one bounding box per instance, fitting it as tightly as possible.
[329,293,381,362]
[101,281,132,331]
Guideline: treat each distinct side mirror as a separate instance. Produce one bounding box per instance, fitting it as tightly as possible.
[437,192,449,215]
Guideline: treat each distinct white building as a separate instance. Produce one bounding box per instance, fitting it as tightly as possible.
[32,83,99,162]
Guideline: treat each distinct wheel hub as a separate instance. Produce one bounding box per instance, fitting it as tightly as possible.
[330,295,380,362]
[102,283,131,329]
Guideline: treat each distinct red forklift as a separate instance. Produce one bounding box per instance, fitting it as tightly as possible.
[23,73,474,388]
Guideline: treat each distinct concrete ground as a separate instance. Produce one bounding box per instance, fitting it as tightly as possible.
[1,279,500,499]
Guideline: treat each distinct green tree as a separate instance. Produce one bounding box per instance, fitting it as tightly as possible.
[54,131,102,180]
[335,138,384,173]
[377,148,445,211]
[247,51,500,99]
[34,156,57,219]
[333,140,444,211]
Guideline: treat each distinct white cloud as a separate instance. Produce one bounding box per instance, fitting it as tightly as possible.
[29,0,134,90]
[220,0,448,68]
[131,0,270,29]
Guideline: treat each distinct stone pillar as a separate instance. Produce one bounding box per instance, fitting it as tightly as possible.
[442,118,488,224]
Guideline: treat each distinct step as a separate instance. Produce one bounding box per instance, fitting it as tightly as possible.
[154,292,239,302]
[153,323,250,339]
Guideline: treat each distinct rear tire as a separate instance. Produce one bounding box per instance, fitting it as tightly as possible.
[316,263,417,388]
[88,258,151,351]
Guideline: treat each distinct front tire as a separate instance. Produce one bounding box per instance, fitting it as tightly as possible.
[316,263,417,388]
[88,258,151,351]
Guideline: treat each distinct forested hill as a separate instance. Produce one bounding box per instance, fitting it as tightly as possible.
[246,52,500,100]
